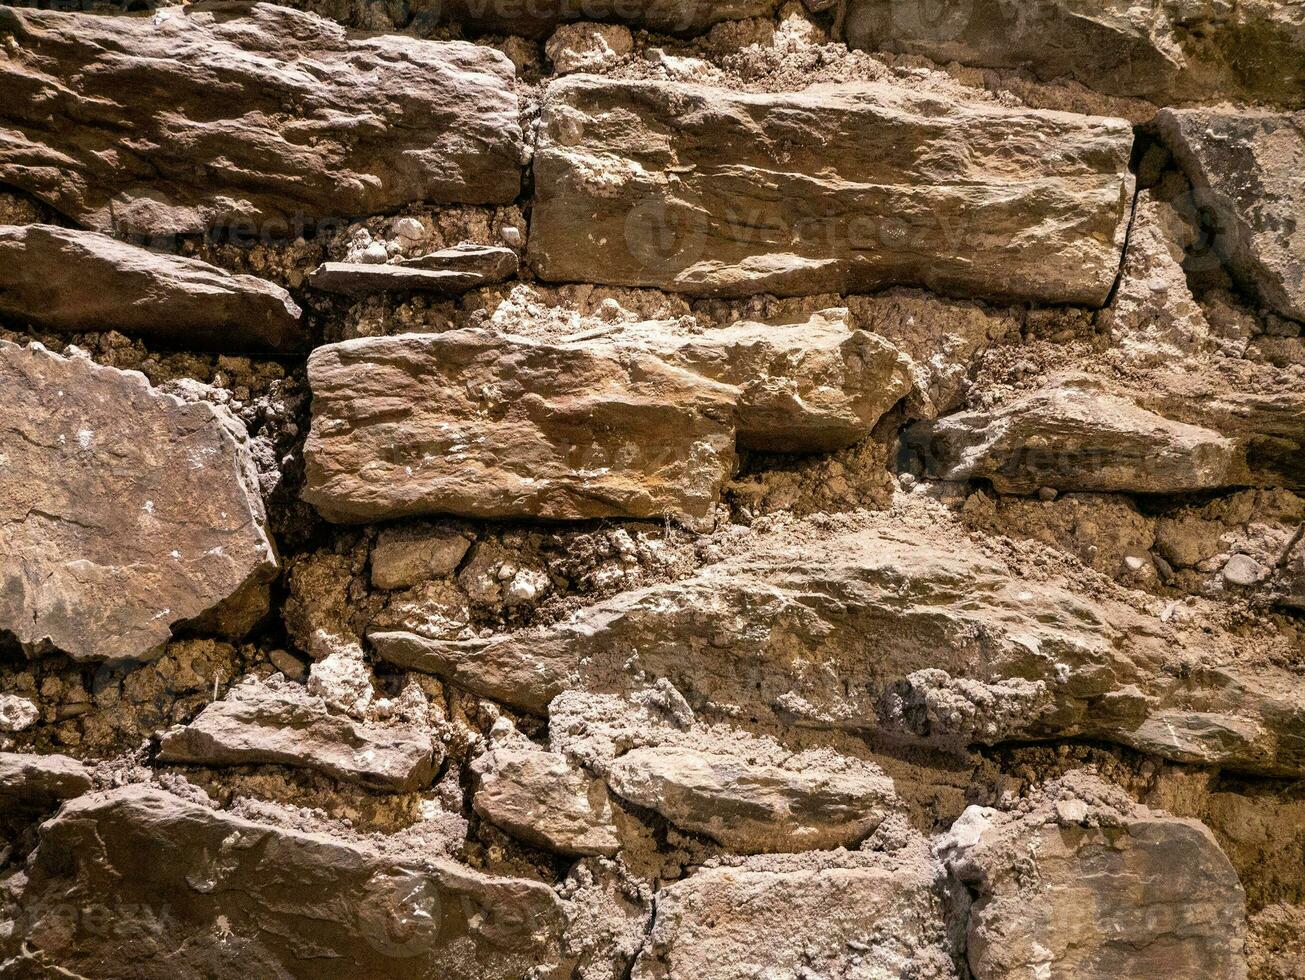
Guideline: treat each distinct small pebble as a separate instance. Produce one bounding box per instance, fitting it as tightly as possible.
[1222,554,1264,587]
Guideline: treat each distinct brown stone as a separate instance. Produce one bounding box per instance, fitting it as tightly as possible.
[157,676,440,792]
[0,3,523,237]
[0,224,303,351]
[0,342,277,664]
[530,76,1134,304]
[8,784,566,979]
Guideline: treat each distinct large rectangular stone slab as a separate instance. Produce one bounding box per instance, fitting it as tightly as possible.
[529,76,1134,305]
[0,3,523,236]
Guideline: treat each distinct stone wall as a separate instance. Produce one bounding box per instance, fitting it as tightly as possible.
[1,1,1303,977]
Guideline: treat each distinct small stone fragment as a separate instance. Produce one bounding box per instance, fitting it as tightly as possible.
[157,676,440,792]
[372,526,473,589]
[0,694,39,733]
[1223,554,1265,587]
[546,22,634,72]
[472,745,621,856]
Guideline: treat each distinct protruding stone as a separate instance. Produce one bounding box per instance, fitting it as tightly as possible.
[0,694,39,733]
[845,0,1305,108]
[0,751,92,815]
[940,772,1247,980]
[371,512,1305,775]
[157,676,440,792]
[631,844,955,979]
[0,343,277,664]
[371,526,473,590]
[0,225,303,351]
[472,745,621,857]
[605,746,897,853]
[531,76,1134,304]
[1157,108,1305,322]
[308,245,518,296]
[903,378,1238,494]
[0,4,523,236]
[11,784,566,978]
[304,316,910,526]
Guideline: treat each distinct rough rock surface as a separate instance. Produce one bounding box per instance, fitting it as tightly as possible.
[372,509,1305,776]
[421,0,777,37]
[157,676,440,791]
[303,316,911,526]
[0,342,276,663]
[1158,108,1305,322]
[530,76,1134,305]
[941,772,1248,979]
[472,743,621,856]
[631,843,957,979]
[845,0,1305,108]
[0,225,303,351]
[605,745,897,852]
[0,751,92,815]
[308,243,518,295]
[9,784,567,979]
[0,3,523,236]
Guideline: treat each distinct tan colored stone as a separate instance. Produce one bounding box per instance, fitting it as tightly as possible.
[530,76,1133,304]
[303,316,910,526]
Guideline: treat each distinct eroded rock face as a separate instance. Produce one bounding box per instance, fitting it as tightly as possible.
[0,225,303,351]
[1158,108,1305,322]
[904,368,1305,495]
[9,784,567,979]
[844,0,1305,108]
[605,746,897,853]
[0,343,277,663]
[472,744,621,856]
[530,76,1134,305]
[903,377,1239,495]
[941,773,1248,980]
[371,511,1305,775]
[0,3,523,236]
[631,844,957,979]
[303,316,910,527]
[157,676,440,792]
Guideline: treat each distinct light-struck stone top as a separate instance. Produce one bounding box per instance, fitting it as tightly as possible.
[0,3,523,236]
[530,75,1134,305]
[303,314,912,527]
[0,342,277,663]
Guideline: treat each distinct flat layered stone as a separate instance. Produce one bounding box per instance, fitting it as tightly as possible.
[0,342,277,664]
[530,76,1134,304]
[0,3,523,237]
[303,316,910,526]
[1158,108,1305,322]
[845,0,1305,108]
[308,244,518,296]
[905,367,1305,495]
[605,746,896,853]
[0,224,303,351]
[902,377,1239,495]
[631,845,955,979]
[472,745,620,856]
[941,773,1247,980]
[370,513,1305,775]
[157,677,440,792]
[9,784,566,979]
